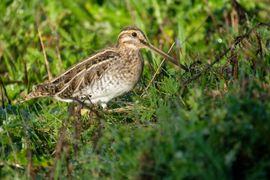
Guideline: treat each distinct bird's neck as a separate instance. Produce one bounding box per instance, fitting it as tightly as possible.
[117,42,140,51]
[118,46,140,58]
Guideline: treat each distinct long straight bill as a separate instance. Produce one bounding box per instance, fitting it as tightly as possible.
[147,43,188,71]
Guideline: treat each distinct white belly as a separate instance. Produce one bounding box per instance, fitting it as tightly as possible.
[72,74,135,106]
[87,81,133,104]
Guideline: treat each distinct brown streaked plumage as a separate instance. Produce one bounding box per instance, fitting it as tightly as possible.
[24,26,187,108]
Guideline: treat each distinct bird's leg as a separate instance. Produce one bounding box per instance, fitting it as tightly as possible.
[83,95,96,126]
[85,94,93,106]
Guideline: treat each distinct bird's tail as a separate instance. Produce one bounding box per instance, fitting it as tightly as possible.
[22,84,51,102]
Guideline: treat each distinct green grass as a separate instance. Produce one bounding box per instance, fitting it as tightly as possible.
[1,0,270,179]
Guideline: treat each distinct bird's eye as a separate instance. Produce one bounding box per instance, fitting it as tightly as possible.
[132,32,137,37]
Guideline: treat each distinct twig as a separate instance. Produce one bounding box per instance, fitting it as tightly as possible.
[0,77,11,106]
[255,32,263,61]
[231,0,247,23]
[37,27,52,80]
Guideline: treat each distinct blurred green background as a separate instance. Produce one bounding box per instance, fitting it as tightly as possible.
[0,0,270,179]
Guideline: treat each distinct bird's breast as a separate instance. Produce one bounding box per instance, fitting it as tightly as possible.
[118,53,143,85]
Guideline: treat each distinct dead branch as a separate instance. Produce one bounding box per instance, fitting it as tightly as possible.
[37,27,52,81]
[183,22,270,85]
[0,77,11,107]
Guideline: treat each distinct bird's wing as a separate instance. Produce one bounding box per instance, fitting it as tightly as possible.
[55,54,119,99]
[25,49,120,100]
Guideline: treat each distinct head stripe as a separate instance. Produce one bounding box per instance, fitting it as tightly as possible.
[118,26,147,40]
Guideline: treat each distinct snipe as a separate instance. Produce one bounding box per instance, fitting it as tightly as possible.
[24,26,187,108]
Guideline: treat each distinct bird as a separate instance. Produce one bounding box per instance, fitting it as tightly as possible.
[24,26,187,108]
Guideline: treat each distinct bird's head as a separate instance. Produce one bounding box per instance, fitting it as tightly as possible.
[117,26,180,66]
[117,26,148,49]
